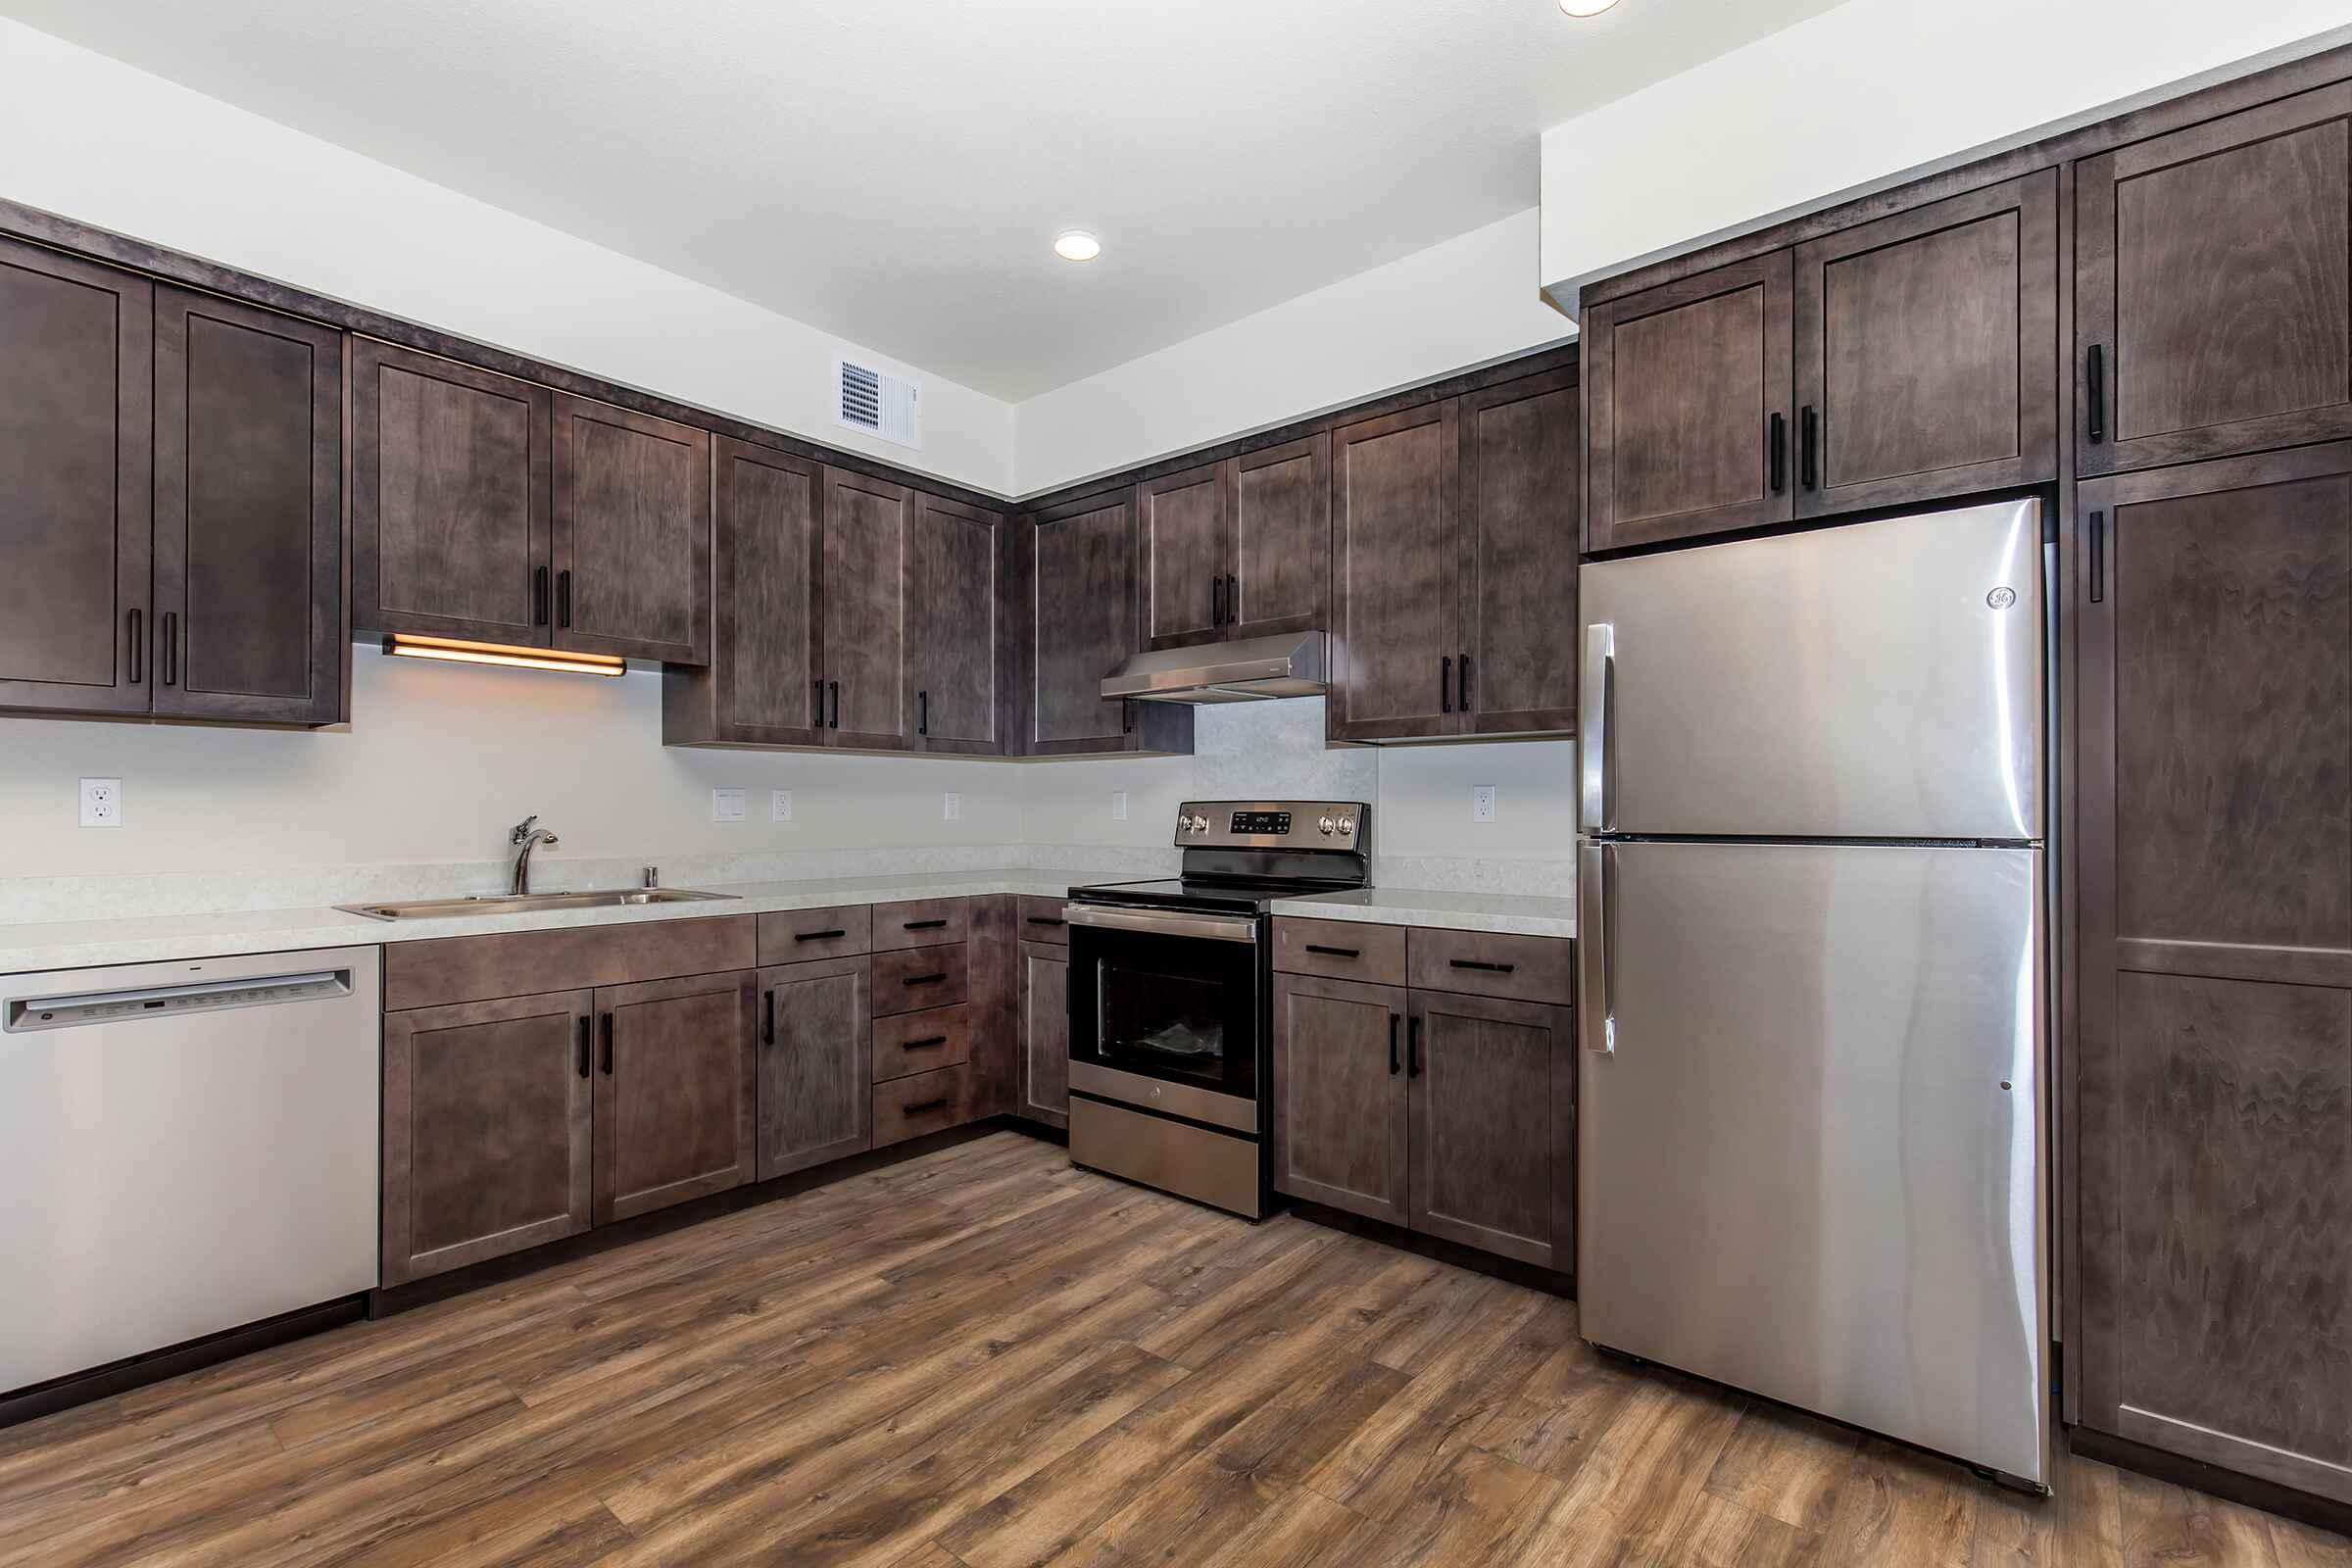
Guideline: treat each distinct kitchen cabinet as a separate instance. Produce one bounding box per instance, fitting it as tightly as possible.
[2078,81,2352,476]
[758,956,872,1179]
[1793,171,2058,517]
[1271,972,1410,1226]
[1582,252,1792,553]
[1456,369,1580,735]
[664,437,826,747]
[819,466,914,749]
[1138,441,1329,652]
[2074,441,2352,1506]
[1018,939,1069,1130]
[592,970,759,1224]
[1405,989,1572,1269]
[912,491,1006,754]
[1018,489,1194,757]
[1139,462,1230,649]
[381,990,595,1288]
[874,1062,978,1149]
[1329,402,1457,741]
[552,394,711,664]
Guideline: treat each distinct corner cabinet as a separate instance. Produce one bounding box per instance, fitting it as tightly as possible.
[1016,489,1193,758]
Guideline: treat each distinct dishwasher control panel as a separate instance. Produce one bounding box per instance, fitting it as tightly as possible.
[5,970,352,1031]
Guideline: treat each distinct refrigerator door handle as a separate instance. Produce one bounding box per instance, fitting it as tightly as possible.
[1578,843,1615,1054]
[1580,623,1614,831]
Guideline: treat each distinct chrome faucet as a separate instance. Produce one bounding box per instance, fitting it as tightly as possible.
[509,815,560,895]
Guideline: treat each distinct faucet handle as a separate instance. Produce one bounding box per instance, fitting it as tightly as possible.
[510,813,539,845]
[642,865,659,888]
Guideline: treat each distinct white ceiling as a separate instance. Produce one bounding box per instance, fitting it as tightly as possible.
[3,0,1845,401]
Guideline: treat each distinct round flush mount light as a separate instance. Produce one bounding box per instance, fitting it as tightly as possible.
[1559,0,1619,14]
[1053,231,1102,263]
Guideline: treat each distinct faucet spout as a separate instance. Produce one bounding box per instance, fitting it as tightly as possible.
[509,816,560,896]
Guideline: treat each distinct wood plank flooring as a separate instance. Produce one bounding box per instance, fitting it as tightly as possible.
[0,1131,2340,1567]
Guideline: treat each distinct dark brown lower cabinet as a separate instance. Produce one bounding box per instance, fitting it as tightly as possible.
[381,990,595,1288]
[1405,989,1573,1269]
[593,971,759,1224]
[758,956,872,1180]
[2075,441,2352,1505]
[1018,940,1069,1130]
[1271,973,1410,1226]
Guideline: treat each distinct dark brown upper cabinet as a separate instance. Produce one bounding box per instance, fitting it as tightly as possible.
[819,466,914,750]
[2078,82,2352,476]
[911,491,1005,755]
[153,287,346,725]
[1583,251,1792,552]
[0,238,151,719]
[1456,368,1579,736]
[1139,461,1230,650]
[353,339,553,649]
[1229,433,1331,641]
[551,395,710,665]
[663,437,825,747]
[1017,489,1193,758]
[1793,171,2058,516]
[1330,401,1457,742]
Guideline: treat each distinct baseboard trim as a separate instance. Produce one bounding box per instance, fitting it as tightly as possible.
[2069,1423,2352,1539]
[1285,1199,1576,1299]
[0,1296,368,1432]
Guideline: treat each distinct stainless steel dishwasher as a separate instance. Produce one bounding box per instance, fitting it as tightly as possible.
[0,947,379,1395]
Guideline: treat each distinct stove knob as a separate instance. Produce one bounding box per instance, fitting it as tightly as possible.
[1189,814,1209,833]
[1177,812,1193,834]
[1317,815,1336,836]
[1336,816,1356,837]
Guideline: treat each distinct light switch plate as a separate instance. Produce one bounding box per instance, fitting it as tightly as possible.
[770,789,793,822]
[711,787,747,822]
[79,777,122,828]
[943,792,961,821]
[1472,785,1497,823]
[1111,791,1128,821]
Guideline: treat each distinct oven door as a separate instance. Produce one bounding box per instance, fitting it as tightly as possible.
[1066,905,1262,1121]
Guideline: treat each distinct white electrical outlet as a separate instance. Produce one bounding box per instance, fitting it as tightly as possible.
[78,777,122,828]
[1111,791,1128,821]
[711,787,747,823]
[943,792,961,821]
[1472,785,1497,823]
[770,790,793,822]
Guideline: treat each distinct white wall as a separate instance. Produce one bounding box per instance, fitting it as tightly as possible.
[1539,0,2352,310]
[1012,208,1572,496]
[0,19,1015,496]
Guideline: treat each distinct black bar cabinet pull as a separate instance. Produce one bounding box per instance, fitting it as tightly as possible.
[903,1099,949,1115]
[1407,1015,1423,1077]
[1799,406,1819,490]
[533,564,550,626]
[599,1012,613,1074]
[125,609,143,686]
[1122,700,1134,735]
[794,928,846,943]
[575,1015,591,1078]
[905,918,949,930]
[1389,1013,1401,1076]
[2085,345,2107,444]
[1304,944,1360,958]
[1026,916,1065,928]
[828,681,840,728]
[904,972,947,987]
[904,1036,949,1050]
[1441,656,1452,713]
[761,989,775,1047]
[1211,574,1224,626]
[557,569,572,628]
[161,612,178,687]
[1769,413,1787,493]
[2088,511,2105,604]
[1457,653,1472,713]
[1450,958,1517,974]
[918,690,928,736]
[1226,574,1238,622]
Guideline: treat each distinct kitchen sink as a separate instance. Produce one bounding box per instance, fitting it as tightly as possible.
[333,888,738,921]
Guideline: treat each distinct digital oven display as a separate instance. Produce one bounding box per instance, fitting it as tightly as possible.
[1229,810,1292,836]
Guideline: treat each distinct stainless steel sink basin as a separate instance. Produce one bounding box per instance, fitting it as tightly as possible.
[334,888,738,922]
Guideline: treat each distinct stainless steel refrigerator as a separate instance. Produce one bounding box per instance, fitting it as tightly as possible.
[1576,497,2049,1489]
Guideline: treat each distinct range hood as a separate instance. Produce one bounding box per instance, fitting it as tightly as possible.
[1101,632,1328,704]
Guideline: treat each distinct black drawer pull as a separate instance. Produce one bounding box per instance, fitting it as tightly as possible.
[902,1098,949,1115]
[576,1015,591,1078]
[1449,958,1517,974]
[599,1011,613,1074]
[2085,344,2106,444]
[904,918,950,930]
[1389,1012,1400,1076]
[904,973,947,987]
[1407,1015,1422,1078]
[903,1035,950,1049]
[761,988,775,1047]
[1304,944,1361,958]
[1026,916,1065,928]
[794,928,847,942]
[2088,511,2105,605]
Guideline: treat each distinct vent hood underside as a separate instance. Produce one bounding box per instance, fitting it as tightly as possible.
[1101,632,1328,704]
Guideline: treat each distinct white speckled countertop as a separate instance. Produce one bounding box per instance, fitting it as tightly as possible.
[1270,887,1577,940]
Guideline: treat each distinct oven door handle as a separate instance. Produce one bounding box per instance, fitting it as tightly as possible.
[1062,905,1260,945]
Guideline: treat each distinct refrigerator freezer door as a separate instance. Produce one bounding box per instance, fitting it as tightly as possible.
[1578,840,2046,1485]
[1579,499,2042,840]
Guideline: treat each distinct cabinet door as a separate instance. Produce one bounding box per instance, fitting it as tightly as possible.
[552,394,710,664]
[2076,443,2352,1504]
[593,971,758,1223]
[758,956,871,1179]
[1018,940,1069,1130]
[382,990,594,1287]
[1330,402,1458,741]
[153,288,345,725]
[1583,251,1793,551]
[1406,989,1571,1269]
[912,491,1004,754]
[1457,369,1578,737]
[1138,461,1230,650]
[2078,82,2352,475]
[1270,973,1409,1225]
[0,237,151,716]
[1025,491,1139,754]
[665,436,824,746]
[352,338,552,646]
[1229,434,1329,642]
[1794,171,2057,516]
[820,466,913,749]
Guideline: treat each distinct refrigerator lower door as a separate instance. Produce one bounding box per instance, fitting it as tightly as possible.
[1579,839,2046,1485]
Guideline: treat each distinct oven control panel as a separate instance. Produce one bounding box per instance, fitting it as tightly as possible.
[1173,801,1367,849]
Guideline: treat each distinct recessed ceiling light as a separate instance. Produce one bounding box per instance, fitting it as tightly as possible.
[1054,231,1102,263]
[1559,0,1619,14]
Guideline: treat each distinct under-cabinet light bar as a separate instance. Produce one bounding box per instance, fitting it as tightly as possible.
[380,634,626,677]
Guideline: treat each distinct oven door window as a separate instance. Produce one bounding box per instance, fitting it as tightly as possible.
[1069,923,1259,1100]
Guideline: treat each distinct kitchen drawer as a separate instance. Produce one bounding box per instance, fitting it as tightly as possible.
[756,905,871,964]
[1016,895,1071,944]
[1272,916,1406,986]
[1406,927,1575,1006]
[872,897,969,952]
[872,1062,976,1148]
[871,943,970,1015]
[873,1004,973,1081]
[384,915,757,1011]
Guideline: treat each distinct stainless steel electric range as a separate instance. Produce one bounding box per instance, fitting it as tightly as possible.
[1063,800,1369,1218]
